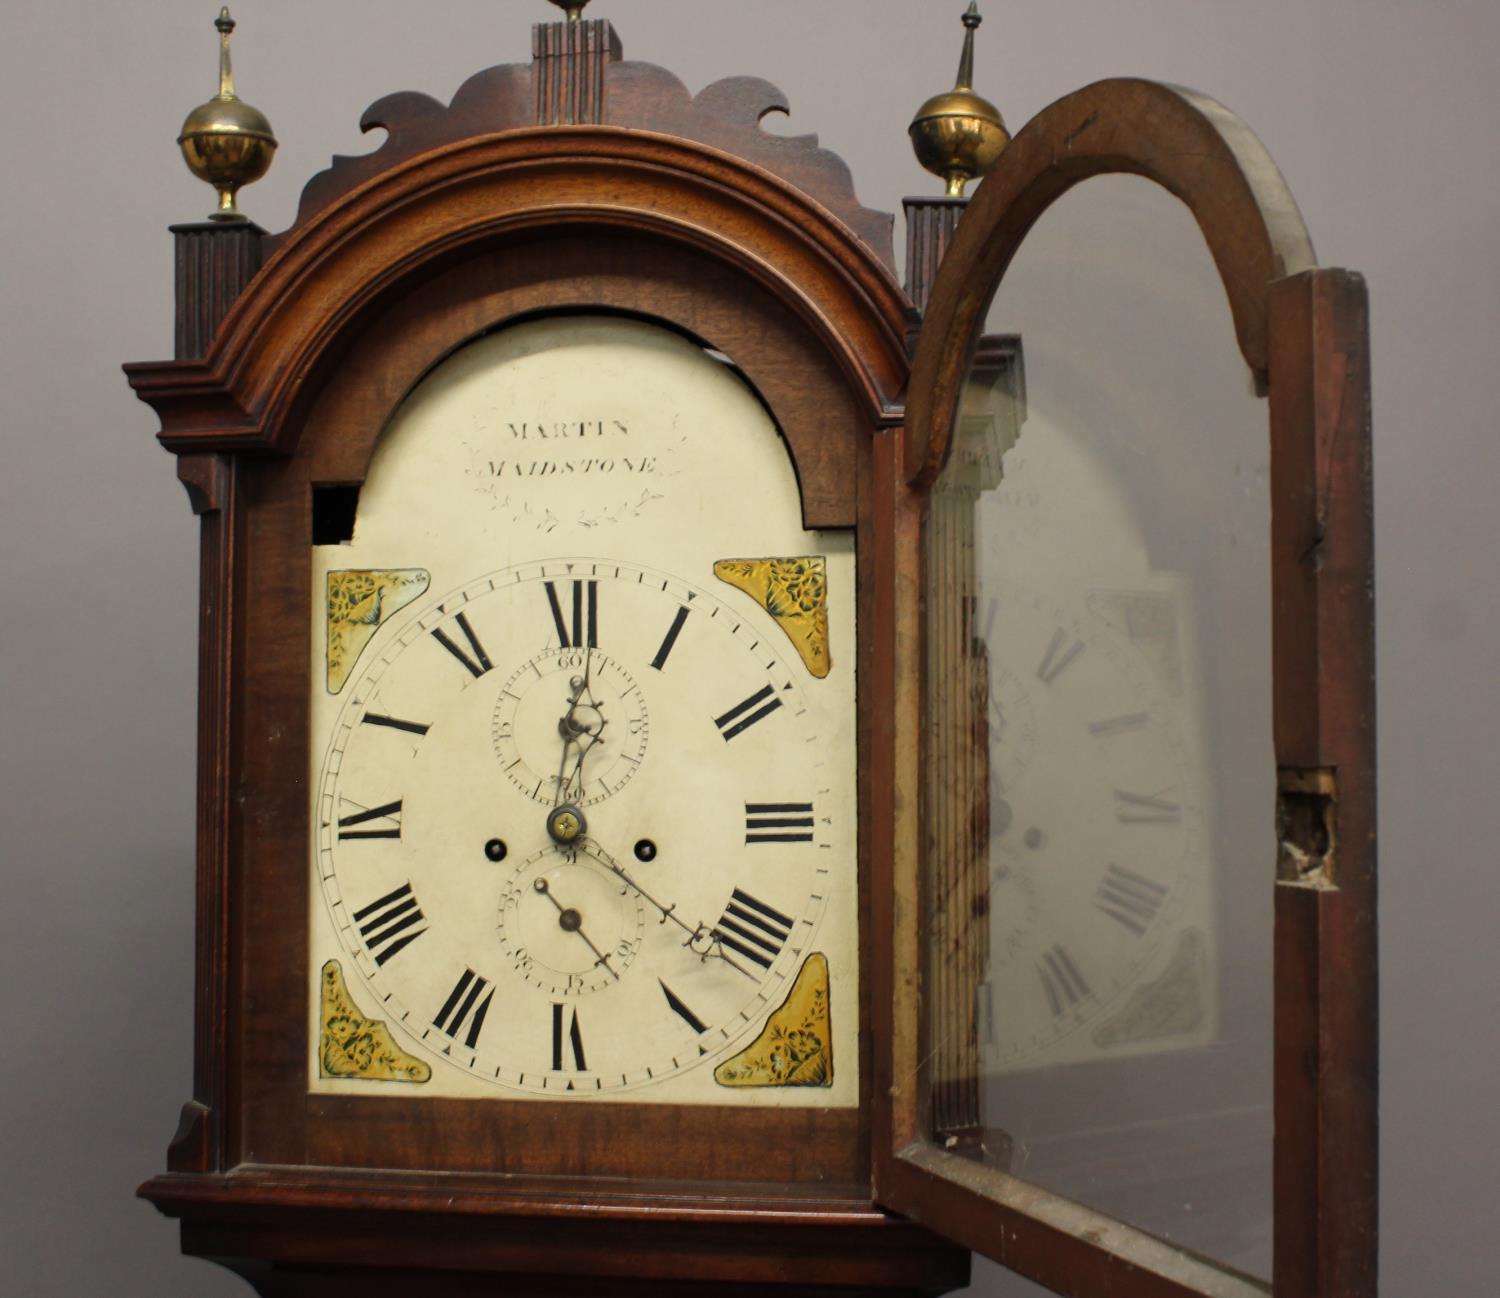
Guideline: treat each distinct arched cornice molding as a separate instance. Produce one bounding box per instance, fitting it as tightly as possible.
[126,128,914,461]
[905,78,1317,485]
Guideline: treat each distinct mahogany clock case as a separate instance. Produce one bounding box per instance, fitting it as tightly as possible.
[124,26,969,1293]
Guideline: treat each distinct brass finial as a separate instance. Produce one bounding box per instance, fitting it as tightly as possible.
[547,0,590,21]
[177,7,277,222]
[909,2,1010,197]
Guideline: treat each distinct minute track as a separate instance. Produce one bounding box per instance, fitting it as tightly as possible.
[316,556,841,1095]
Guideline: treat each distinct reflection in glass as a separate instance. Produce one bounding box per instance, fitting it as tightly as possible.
[923,175,1274,1278]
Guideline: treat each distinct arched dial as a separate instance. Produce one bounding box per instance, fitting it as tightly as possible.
[317,559,835,1094]
[978,582,1205,1068]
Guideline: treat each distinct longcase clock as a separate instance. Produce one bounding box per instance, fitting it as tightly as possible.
[128,6,1376,1297]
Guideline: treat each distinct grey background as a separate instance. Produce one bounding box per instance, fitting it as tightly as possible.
[2,1,1494,1295]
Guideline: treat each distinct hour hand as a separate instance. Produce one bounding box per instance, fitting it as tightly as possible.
[553,653,607,802]
[532,877,619,981]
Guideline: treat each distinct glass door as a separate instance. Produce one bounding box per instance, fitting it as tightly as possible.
[876,78,1375,1298]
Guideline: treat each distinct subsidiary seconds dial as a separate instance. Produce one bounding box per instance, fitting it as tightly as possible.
[316,559,837,1095]
[492,647,649,806]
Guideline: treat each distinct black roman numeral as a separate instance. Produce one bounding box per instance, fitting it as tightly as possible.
[713,888,794,970]
[1036,628,1086,685]
[552,1002,587,1070]
[1114,789,1182,825]
[650,605,690,671]
[432,969,494,1049]
[1095,863,1168,936]
[361,712,431,736]
[545,579,598,649]
[714,685,783,741]
[659,979,708,1034]
[337,798,403,840]
[351,882,428,965]
[1038,943,1091,1018]
[745,801,815,844]
[431,610,493,678]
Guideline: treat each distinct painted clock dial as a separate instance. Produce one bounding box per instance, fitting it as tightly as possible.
[308,316,858,1106]
[317,560,833,1093]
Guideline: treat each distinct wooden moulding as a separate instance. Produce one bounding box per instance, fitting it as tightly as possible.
[167,453,238,1174]
[144,1167,969,1297]
[126,129,912,531]
[284,32,894,272]
[171,223,265,362]
[902,197,966,314]
[905,77,1317,487]
[533,18,622,126]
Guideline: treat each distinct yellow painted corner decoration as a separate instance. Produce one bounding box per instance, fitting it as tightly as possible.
[326,569,430,692]
[713,557,830,678]
[320,960,432,1083]
[715,952,832,1087]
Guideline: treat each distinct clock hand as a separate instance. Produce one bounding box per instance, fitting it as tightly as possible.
[549,646,620,806]
[590,849,756,981]
[551,729,578,808]
[532,877,619,981]
[559,648,609,801]
[551,666,591,807]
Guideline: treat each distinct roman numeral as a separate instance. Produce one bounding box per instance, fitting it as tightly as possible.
[337,798,403,840]
[1089,712,1150,738]
[714,684,782,741]
[1096,863,1168,936]
[745,801,815,844]
[650,605,690,671]
[659,979,708,1034]
[431,610,493,678]
[545,579,598,648]
[552,1002,587,1070]
[713,888,794,970]
[351,882,428,965]
[361,712,431,737]
[433,969,494,1049]
[1036,628,1086,685]
[1038,944,1091,1018]
[1114,789,1182,825]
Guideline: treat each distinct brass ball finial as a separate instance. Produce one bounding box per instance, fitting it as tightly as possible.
[178,7,277,222]
[547,0,590,22]
[909,2,1010,197]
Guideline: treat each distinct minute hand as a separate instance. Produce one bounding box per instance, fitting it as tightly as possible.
[597,853,755,980]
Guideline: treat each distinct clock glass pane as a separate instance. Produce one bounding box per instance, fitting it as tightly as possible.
[308,315,858,1107]
[922,177,1274,1276]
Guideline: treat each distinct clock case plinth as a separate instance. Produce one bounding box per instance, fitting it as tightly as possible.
[129,14,964,1296]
